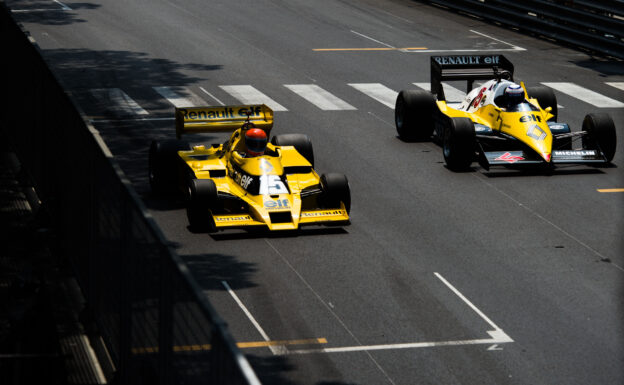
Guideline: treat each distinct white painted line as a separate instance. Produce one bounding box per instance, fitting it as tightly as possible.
[284,84,356,110]
[348,83,397,108]
[606,82,624,92]
[470,30,526,51]
[434,273,507,333]
[287,335,511,355]
[414,82,465,104]
[541,82,624,108]
[199,87,225,106]
[153,86,205,108]
[287,273,513,356]
[401,48,524,53]
[221,281,286,355]
[54,0,72,10]
[90,88,148,116]
[219,85,288,111]
[350,30,395,48]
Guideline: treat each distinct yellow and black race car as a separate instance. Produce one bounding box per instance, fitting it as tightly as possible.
[148,104,350,232]
[395,55,617,171]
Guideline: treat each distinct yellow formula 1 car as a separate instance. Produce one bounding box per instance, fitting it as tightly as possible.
[148,104,350,232]
[395,55,617,171]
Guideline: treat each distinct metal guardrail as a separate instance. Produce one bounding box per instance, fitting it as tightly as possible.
[0,2,260,384]
[419,0,624,59]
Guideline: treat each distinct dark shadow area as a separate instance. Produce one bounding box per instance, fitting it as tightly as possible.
[8,1,100,25]
[37,48,221,91]
[482,165,607,178]
[244,354,298,385]
[180,253,258,291]
[570,58,624,77]
[207,226,349,241]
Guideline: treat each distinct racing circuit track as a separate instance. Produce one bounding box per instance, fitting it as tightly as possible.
[8,0,624,383]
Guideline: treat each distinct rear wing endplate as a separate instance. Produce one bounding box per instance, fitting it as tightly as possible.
[175,104,273,138]
[431,55,514,101]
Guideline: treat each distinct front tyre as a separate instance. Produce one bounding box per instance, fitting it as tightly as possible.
[527,86,558,122]
[271,134,314,167]
[320,173,351,214]
[443,118,475,171]
[582,113,616,163]
[395,90,436,141]
[187,179,218,232]
[149,139,190,195]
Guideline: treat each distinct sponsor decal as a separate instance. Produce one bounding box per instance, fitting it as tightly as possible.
[235,173,253,189]
[178,106,263,121]
[526,124,547,141]
[434,55,500,66]
[259,174,289,195]
[473,87,487,108]
[215,215,252,222]
[302,210,343,217]
[265,199,290,209]
[553,150,597,157]
[494,152,524,163]
[519,114,542,123]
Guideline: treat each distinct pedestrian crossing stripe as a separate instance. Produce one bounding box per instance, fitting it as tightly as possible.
[90,88,148,116]
[219,85,288,111]
[284,84,356,110]
[153,86,205,108]
[606,82,624,92]
[87,82,623,119]
[348,83,397,108]
[541,82,624,108]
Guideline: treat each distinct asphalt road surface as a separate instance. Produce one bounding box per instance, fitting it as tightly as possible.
[8,0,624,384]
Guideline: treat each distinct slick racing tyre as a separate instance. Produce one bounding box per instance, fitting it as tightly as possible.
[271,134,314,167]
[395,90,436,141]
[149,139,190,195]
[320,173,351,214]
[582,113,616,163]
[527,86,558,122]
[186,179,218,232]
[443,118,475,171]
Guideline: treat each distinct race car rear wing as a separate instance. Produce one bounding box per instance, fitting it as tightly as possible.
[175,104,274,138]
[431,55,514,101]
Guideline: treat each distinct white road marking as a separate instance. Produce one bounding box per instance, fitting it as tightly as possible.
[221,281,286,355]
[541,82,624,108]
[469,30,526,51]
[288,272,513,355]
[434,273,509,334]
[348,83,397,108]
[606,82,624,92]
[413,82,465,103]
[219,85,288,111]
[199,86,224,106]
[153,86,205,108]
[350,30,395,48]
[54,0,72,10]
[264,239,396,383]
[90,88,148,116]
[284,84,356,110]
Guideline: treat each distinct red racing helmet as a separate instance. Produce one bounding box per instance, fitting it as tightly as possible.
[245,128,267,157]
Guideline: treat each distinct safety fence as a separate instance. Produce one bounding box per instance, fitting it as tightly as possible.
[419,0,624,60]
[0,2,260,384]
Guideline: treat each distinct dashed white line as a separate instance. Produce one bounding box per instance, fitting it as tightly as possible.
[220,85,288,111]
[350,30,395,48]
[285,84,356,110]
[199,86,225,106]
[349,83,398,108]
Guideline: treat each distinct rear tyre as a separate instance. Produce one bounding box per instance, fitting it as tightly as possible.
[186,179,217,232]
[320,173,351,214]
[582,113,616,163]
[271,134,314,167]
[149,139,190,195]
[527,86,558,122]
[443,118,475,171]
[395,90,436,141]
